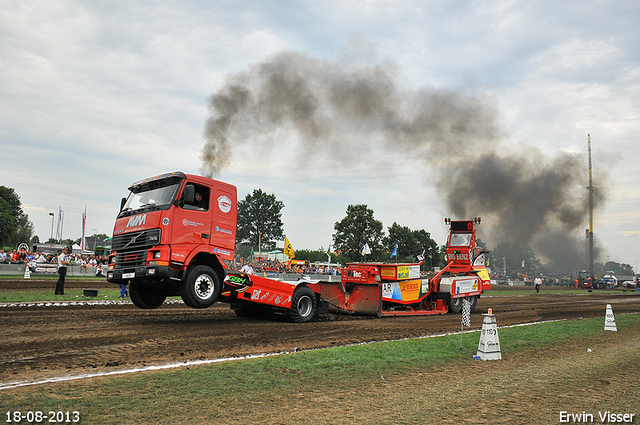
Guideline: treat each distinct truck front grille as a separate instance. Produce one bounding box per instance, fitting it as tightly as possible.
[112,229,161,268]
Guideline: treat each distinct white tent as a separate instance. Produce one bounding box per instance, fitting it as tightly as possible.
[71,243,93,255]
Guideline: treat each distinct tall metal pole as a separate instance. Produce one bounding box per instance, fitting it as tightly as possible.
[587,134,594,281]
[49,212,54,242]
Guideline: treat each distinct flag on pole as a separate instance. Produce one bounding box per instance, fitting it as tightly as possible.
[81,206,87,253]
[417,249,425,262]
[326,242,332,255]
[362,243,371,255]
[56,206,63,243]
[462,298,471,327]
[283,236,295,259]
[521,259,525,268]
[390,244,398,258]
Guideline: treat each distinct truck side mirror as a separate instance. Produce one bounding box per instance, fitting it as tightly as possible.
[182,184,195,206]
[120,198,126,211]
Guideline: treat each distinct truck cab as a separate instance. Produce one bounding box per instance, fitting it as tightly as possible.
[107,172,237,309]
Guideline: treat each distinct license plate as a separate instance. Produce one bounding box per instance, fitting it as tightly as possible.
[123,272,135,279]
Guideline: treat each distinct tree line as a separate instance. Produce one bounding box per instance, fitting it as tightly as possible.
[0,186,35,249]
[235,189,444,269]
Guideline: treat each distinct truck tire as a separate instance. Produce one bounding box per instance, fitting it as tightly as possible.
[449,296,463,314]
[129,282,166,309]
[180,265,221,308]
[287,285,317,323]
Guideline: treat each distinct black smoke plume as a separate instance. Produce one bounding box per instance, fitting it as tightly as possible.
[203,51,603,271]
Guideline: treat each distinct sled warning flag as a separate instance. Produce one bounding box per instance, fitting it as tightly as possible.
[462,298,471,327]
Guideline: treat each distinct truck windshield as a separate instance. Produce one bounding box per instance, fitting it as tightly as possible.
[121,180,181,214]
[449,233,472,247]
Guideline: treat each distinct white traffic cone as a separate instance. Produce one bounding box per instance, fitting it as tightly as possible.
[604,304,617,331]
[476,309,502,360]
[23,264,31,279]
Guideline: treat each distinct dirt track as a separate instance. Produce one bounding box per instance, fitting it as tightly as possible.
[1,280,639,386]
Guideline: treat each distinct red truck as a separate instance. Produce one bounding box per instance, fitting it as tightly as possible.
[107,172,488,322]
[106,172,320,322]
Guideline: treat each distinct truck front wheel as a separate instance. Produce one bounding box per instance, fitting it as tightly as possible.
[130,282,167,309]
[287,285,317,323]
[180,265,221,308]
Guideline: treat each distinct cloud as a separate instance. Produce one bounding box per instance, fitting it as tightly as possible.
[1,0,638,268]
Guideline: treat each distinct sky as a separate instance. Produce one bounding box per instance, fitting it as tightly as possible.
[1,0,639,272]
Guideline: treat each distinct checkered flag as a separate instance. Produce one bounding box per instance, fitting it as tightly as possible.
[461,298,471,327]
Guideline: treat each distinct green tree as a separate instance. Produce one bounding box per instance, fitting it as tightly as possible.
[294,248,338,264]
[601,261,635,277]
[619,263,635,276]
[15,214,35,246]
[414,228,442,270]
[0,186,34,248]
[236,189,285,250]
[383,223,440,269]
[333,204,384,263]
[384,222,414,262]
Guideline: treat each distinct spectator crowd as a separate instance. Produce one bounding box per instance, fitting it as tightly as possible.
[232,257,341,276]
[0,248,109,270]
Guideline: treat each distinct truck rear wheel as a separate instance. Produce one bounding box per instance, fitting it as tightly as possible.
[180,265,221,308]
[287,285,317,323]
[130,282,166,309]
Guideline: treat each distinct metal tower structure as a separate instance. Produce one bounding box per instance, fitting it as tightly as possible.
[587,134,594,279]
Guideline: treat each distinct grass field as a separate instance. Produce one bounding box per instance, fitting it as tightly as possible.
[0,288,628,302]
[2,314,638,424]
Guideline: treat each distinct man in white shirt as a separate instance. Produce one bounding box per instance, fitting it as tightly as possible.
[55,246,70,295]
[534,276,543,294]
[240,263,254,275]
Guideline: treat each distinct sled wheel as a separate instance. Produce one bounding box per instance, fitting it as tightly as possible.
[288,286,317,323]
[130,282,166,309]
[449,296,463,314]
[467,295,478,311]
[180,265,221,308]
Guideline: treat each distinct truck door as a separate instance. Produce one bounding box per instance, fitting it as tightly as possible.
[170,183,212,250]
[209,184,237,256]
